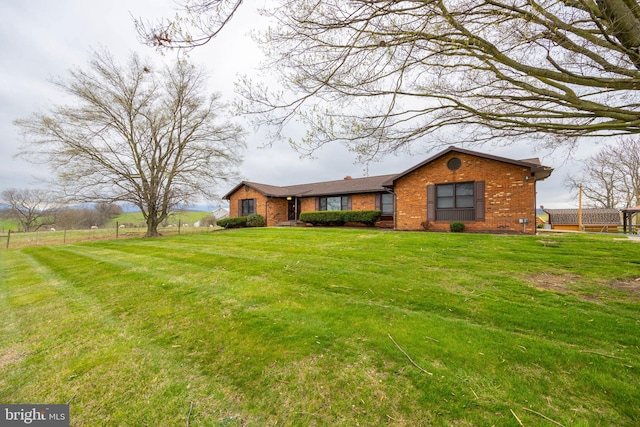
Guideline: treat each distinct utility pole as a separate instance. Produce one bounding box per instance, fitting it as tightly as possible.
[578,184,583,231]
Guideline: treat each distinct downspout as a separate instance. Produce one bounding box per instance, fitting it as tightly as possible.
[532,173,537,234]
[266,197,270,227]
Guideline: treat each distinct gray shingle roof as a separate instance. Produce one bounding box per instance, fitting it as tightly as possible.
[223,146,554,200]
[544,208,621,225]
[223,174,397,199]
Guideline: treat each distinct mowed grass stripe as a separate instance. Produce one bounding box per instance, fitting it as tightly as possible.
[1,229,639,425]
[0,248,253,425]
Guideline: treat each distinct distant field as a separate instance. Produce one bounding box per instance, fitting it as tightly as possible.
[0,211,212,248]
[1,229,639,425]
[106,211,212,228]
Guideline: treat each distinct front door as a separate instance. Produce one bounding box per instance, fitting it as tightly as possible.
[288,199,300,220]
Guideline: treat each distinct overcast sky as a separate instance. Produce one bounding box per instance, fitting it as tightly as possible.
[0,0,605,210]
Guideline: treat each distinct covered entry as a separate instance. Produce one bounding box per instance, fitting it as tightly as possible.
[287,197,301,221]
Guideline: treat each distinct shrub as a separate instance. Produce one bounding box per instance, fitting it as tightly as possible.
[246,213,266,227]
[217,216,247,228]
[450,222,465,232]
[300,210,381,226]
[343,210,382,226]
[200,215,217,227]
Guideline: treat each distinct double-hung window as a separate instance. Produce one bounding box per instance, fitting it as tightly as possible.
[437,182,474,209]
[240,198,256,216]
[428,181,484,222]
[381,193,394,216]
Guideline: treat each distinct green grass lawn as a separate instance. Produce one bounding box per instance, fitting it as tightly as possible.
[1,228,639,426]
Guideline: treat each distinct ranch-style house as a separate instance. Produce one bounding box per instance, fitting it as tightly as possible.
[223,146,553,234]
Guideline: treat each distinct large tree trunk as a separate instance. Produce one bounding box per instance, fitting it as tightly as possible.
[145,215,163,237]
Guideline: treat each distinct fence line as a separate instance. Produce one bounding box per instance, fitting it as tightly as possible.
[1,222,216,249]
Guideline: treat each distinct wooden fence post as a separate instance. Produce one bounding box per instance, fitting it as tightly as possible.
[6,230,10,248]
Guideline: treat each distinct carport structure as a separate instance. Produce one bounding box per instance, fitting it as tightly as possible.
[622,206,640,234]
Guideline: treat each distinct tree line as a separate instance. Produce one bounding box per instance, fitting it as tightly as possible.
[0,188,123,232]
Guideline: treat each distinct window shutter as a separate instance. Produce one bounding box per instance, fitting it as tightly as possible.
[375,194,381,210]
[346,196,352,211]
[475,181,485,221]
[252,198,257,214]
[315,197,320,211]
[238,199,242,216]
[427,185,435,221]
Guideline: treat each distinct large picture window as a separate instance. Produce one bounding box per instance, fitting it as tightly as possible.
[318,196,351,211]
[437,182,474,209]
[428,181,484,222]
[240,198,255,216]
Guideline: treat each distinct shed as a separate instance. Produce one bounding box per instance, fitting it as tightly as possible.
[543,208,621,232]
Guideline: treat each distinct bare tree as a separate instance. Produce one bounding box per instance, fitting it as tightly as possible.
[0,188,58,232]
[135,0,244,50]
[138,0,640,161]
[15,50,244,237]
[566,137,640,208]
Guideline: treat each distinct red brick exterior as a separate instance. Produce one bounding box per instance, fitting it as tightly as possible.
[228,185,288,227]
[226,150,543,234]
[228,189,381,227]
[394,152,537,233]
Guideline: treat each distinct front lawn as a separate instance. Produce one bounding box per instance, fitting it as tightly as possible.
[1,228,639,425]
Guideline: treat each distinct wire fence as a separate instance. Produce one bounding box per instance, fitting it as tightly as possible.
[0,221,219,249]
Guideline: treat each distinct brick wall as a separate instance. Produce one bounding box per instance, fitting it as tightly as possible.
[228,186,288,227]
[298,194,377,212]
[394,152,538,234]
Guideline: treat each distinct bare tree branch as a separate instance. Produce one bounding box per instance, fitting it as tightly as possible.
[565,136,640,208]
[15,50,245,237]
[138,0,640,159]
[0,188,59,232]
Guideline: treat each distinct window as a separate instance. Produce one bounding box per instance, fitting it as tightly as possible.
[428,181,484,222]
[318,196,350,211]
[436,182,474,209]
[381,193,394,215]
[240,198,255,216]
[447,157,462,171]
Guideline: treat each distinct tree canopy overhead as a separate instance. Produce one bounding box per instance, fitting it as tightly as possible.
[15,50,244,237]
[139,0,640,160]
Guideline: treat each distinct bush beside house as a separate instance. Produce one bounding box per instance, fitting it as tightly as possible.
[300,210,381,226]
[218,214,266,228]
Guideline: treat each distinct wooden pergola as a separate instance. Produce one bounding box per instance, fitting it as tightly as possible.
[622,206,640,234]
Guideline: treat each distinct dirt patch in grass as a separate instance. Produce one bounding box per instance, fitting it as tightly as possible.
[0,346,27,370]
[609,277,640,294]
[529,273,640,301]
[528,272,580,293]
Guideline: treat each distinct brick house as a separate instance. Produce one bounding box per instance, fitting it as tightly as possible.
[223,146,553,234]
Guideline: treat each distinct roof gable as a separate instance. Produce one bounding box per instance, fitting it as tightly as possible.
[223,146,553,200]
[385,146,552,185]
